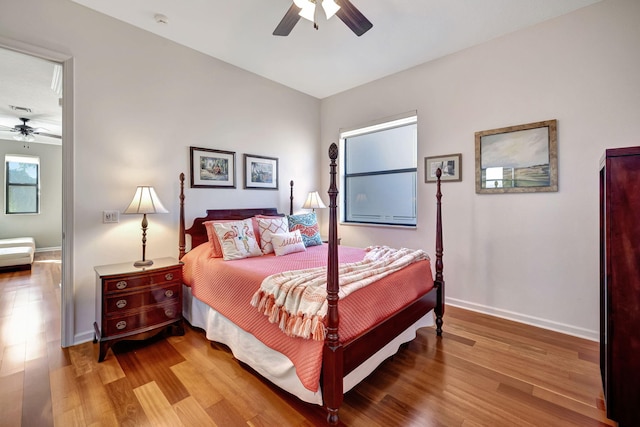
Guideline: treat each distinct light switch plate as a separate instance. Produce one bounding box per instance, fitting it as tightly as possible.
[103,210,120,223]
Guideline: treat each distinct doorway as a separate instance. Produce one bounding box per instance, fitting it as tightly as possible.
[0,39,74,347]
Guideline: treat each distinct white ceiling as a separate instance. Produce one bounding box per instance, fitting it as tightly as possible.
[1,0,600,145]
[70,0,600,99]
[0,48,63,145]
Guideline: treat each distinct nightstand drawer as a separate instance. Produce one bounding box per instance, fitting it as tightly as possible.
[103,301,181,336]
[104,283,181,314]
[104,268,180,293]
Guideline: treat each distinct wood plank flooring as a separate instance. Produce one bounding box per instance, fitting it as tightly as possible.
[0,254,616,426]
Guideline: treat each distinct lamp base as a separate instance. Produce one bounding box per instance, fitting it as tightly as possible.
[133,259,154,268]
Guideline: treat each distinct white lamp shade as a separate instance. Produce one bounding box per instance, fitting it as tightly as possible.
[123,186,169,215]
[302,191,327,210]
[322,0,341,19]
[298,3,316,22]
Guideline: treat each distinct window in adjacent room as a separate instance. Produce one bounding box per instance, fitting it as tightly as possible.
[5,155,40,214]
[340,112,417,226]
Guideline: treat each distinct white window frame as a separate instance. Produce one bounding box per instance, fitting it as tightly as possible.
[339,112,418,227]
[5,154,40,215]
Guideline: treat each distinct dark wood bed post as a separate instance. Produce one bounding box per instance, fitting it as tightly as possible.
[435,168,445,336]
[179,173,186,260]
[324,143,342,425]
[289,180,294,215]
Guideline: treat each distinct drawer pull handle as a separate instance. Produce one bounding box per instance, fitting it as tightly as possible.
[116,299,127,309]
[165,273,174,281]
[165,309,175,317]
[165,290,174,298]
[116,321,127,330]
[116,280,128,290]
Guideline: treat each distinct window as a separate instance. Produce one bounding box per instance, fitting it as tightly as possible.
[341,113,417,226]
[5,155,40,214]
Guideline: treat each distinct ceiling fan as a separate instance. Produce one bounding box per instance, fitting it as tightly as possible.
[274,0,373,37]
[0,117,61,142]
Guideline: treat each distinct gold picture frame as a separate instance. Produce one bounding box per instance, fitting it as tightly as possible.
[475,120,558,194]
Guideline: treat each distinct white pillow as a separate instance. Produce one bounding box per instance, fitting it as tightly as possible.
[213,219,263,260]
[258,217,289,254]
[271,230,307,256]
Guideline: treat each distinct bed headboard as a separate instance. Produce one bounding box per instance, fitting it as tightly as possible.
[178,173,283,258]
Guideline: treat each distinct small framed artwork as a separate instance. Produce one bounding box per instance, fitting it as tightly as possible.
[475,120,557,194]
[244,154,278,190]
[190,146,236,188]
[425,153,462,182]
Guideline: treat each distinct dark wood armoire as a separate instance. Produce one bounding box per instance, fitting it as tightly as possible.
[599,146,640,427]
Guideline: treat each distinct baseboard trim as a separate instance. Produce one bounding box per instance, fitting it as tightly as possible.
[35,246,62,253]
[446,297,598,342]
[75,330,95,345]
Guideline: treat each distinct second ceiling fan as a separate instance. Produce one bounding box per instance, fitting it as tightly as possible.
[273,0,372,37]
[0,117,61,142]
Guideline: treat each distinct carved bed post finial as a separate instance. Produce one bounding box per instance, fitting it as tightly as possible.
[435,168,445,336]
[289,180,294,215]
[179,173,186,260]
[324,142,343,425]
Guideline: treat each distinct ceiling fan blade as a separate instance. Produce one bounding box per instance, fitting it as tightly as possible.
[0,125,16,131]
[273,3,302,36]
[33,131,62,139]
[335,0,372,36]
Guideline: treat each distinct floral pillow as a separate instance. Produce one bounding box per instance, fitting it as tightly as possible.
[213,219,263,260]
[287,212,322,247]
[271,230,307,256]
[257,217,289,254]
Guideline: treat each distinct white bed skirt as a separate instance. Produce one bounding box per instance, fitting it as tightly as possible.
[182,284,435,405]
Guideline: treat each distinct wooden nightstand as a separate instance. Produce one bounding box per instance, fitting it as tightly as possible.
[93,257,184,362]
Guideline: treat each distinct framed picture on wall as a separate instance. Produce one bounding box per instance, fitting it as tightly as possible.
[425,153,462,182]
[190,146,236,188]
[475,120,558,194]
[244,154,278,190]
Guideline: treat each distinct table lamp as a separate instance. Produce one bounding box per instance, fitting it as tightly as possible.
[123,186,168,267]
[302,191,327,212]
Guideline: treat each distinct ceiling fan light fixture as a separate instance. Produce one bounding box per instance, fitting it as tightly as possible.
[298,3,316,22]
[322,0,340,19]
[13,133,34,143]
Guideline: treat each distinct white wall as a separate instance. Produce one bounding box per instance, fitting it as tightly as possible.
[320,0,640,340]
[0,139,62,248]
[0,0,321,344]
[2,0,637,345]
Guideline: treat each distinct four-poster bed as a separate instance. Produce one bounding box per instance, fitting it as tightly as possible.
[178,142,445,424]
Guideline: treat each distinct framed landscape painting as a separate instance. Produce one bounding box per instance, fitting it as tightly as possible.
[244,154,278,190]
[190,146,236,188]
[475,120,558,194]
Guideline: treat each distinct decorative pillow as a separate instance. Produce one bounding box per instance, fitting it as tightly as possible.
[251,215,283,248]
[203,220,234,258]
[257,217,289,254]
[271,230,307,256]
[213,219,263,260]
[287,212,322,247]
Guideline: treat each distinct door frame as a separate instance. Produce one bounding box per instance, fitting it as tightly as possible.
[0,36,75,347]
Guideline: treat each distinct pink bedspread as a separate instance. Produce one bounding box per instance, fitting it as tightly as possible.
[181,242,434,392]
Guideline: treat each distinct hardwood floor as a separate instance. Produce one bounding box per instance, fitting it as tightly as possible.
[0,256,615,426]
